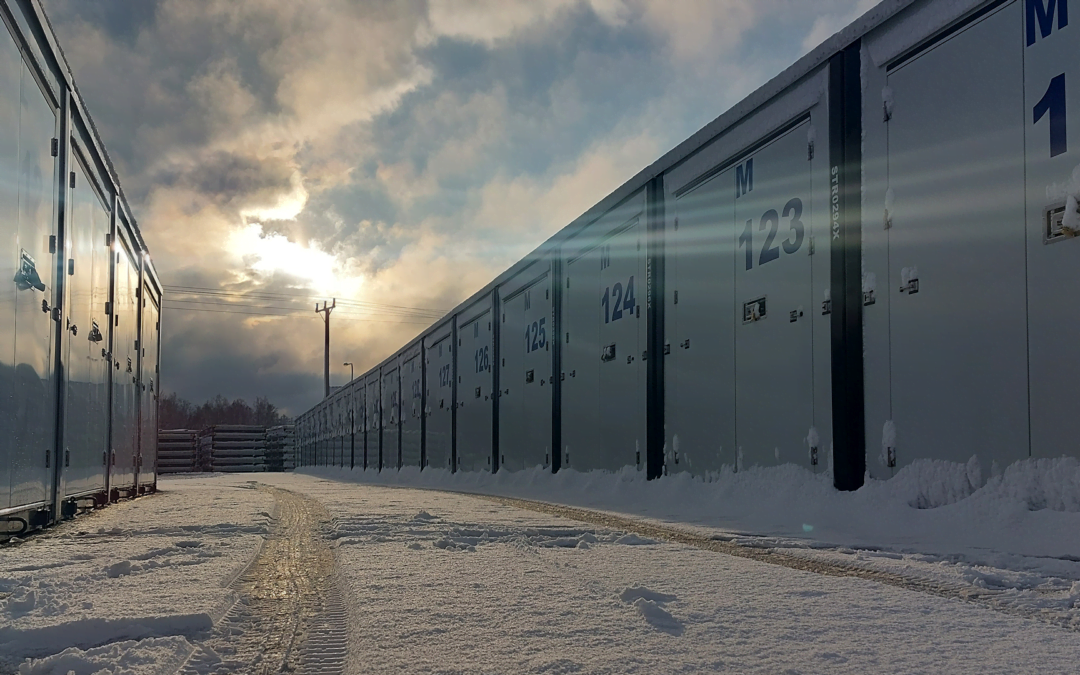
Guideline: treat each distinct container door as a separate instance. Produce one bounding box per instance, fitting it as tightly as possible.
[0,33,18,512]
[110,244,138,491]
[667,167,737,473]
[733,123,815,469]
[498,292,526,470]
[456,310,493,472]
[425,332,454,471]
[1024,0,1080,458]
[382,367,401,469]
[139,290,160,487]
[354,383,365,469]
[596,223,646,471]
[9,64,58,511]
[885,3,1028,472]
[562,247,601,471]
[401,355,422,468]
[520,278,553,470]
[62,157,109,498]
[367,378,381,468]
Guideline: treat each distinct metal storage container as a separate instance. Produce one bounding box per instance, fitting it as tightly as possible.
[455,296,494,472]
[400,344,423,469]
[381,364,401,469]
[137,275,161,492]
[561,192,648,472]
[366,372,382,469]
[498,258,554,471]
[423,321,455,472]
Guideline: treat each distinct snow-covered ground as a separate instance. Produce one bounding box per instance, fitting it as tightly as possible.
[3,465,1080,674]
[0,477,275,674]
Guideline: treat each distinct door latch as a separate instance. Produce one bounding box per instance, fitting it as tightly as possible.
[899,267,919,295]
[601,343,616,362]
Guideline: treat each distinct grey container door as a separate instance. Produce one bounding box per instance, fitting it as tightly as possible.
[353,384,364,469]
[0,32,17,511]
[667,167,738,474]
[63,156,109,498]
[885,3,1028,474]
[595,222,646,471]
[139,291,160,487]
[733,123,815,470]
[499,277,552,471]
[367,378,381,468]
[456,311,493,472]
[498,291,526,470]
[110,245,138,490]
[1023,0,1080,458]
[562,247,601,471]
[10,63,58,511]
[382,368,400,469]
[521,279,553,470]
[401,355,422,468]
[425,334,453,471]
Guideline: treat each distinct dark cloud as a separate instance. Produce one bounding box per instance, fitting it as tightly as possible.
[40,0,872,416]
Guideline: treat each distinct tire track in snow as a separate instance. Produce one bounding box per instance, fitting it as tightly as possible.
[178,485,348,675]
[470,493,1080,632]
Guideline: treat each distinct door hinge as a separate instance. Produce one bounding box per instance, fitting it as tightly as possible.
[105,301,111,315]
[105,233,112,248]
[50,138,58,157]
[69,172,75,189]
[673,218,678,231]
[674,290,678,305]
[49,235,56,254]
[808,236,815,255]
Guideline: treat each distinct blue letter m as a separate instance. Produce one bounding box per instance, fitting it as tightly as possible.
[736,159,754,198]
[1028,0,1068,46]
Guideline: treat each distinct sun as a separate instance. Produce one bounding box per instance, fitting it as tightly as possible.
[227,224,338,290]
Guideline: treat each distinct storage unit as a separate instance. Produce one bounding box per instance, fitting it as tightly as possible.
[365,372,382,469]
[400,344,423,469]
[455,296,494,472]
[423,321,454,471]
[498,258,554,471]
[382,362,401,470]
[295,0,1080,498]
[562,193,648,472]
[137,276,161,491]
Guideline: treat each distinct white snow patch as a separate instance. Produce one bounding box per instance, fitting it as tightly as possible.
[15,636,194,675]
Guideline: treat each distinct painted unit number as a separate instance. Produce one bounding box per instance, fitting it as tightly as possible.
[525,318,547,353]
[738,198,805,271]
[601,276,636,323]
[474,346,490,373]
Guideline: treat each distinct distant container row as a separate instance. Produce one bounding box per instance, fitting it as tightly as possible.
[158,425,296,474]
[1,0,162,537]
[298,0,1080,488]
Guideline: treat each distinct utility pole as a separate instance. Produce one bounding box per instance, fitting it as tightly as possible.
[316,299,336,398]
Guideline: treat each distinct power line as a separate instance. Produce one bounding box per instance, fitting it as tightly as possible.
[162,284,449,315]
[160,304,435,324]
[162,297,438,320]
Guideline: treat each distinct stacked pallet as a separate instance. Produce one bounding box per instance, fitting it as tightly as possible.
[157,430,200,474]
[264,425,296,472]
[203,425,266,473]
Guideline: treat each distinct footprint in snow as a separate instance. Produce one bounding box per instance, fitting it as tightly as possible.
[618,586,684,636]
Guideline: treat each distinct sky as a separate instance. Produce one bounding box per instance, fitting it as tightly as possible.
[40,0,877,416]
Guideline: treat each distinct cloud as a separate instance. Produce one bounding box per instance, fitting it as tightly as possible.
[41,0,840,414]
[801,0,879,53]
